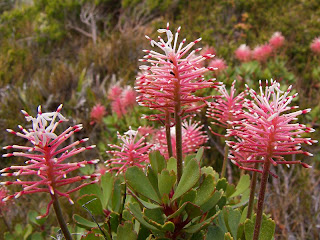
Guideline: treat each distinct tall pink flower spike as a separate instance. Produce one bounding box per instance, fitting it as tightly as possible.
[135,23,221,123]
[206,80,247,137]
[227,80,316,178]
[1,105,99,218]
[106,127,153,174]
[154,120,208,158]
[90,103,107,125]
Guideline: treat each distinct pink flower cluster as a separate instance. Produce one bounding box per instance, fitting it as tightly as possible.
[207,80,247,136]
[1,105,99,218]
[235,32,285,63]
[310,37,320,54]
[106,127,153,174]
[135,23,220,123]
[227,80,316,177]
[208,58,227,74]
[154,120,208,158]
[108,85,137,118]
[90,103,107,125]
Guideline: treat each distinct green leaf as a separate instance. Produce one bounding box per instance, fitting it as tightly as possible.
[201,189,223,212]
[149,150,166,174]
[147,166,159,195]
[127,203,159,231]
[195,174,215,206]
[111,178,122,212]
[224,232,234,240]
[133,194,162,209]
[195,147,204,163]
[117,221,138,240]
[73,214,99,229]
[126,166,161,203]
[184,154,196,167]
[201,166,219,181]
[80,232,105,240]
[179,189,196,206]
[23,224,32,240]
[184,210,220,233]
[206,226,224,240]
[216,178,228,191]
[144,208,165,225]
[28,210,46,226]
[158,169,176,198]
[229,174,250,198]
[78,194,103,215]
[167,157,177,174]
[227,208,241,239]
[244,214,275,240]
[172,159,200,201]
[80,184,103,203]
[185,202,202,218]
[30,232,44,240]
[100,172,114,209]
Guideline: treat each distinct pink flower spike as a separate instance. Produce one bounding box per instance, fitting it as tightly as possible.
[207,80,247,135]
[269,32,285,49]
[208,58,227,74]
[135,24,217,123]
[122,86,137,109]
[106,127,153,174]
[0,186,10,214]
[235,44,252,62]
[310,37,320,54]
[1,105,98,217]
[90,103,106,125]
[229,80,315,176]
[153,120,208,158]
[252,44,273,62]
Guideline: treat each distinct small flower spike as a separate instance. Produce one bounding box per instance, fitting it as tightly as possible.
[154,120,208,158]
[228,80,316,177]
[235,44,252,62]
[135,23,221,123]
[269,32,285,49]
[1,105,99,218]
[90,103,107,125]
[206,80,247,137]
[252,44,273,62]
[106,127,153,174]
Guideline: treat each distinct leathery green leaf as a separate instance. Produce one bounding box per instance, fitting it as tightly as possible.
[117,221,138,240]
[172,159,200,201]
[77,194,103,215]
[126,166,161,203]
[227,208,241,239]
[73,214,101,229]
[128,203,158,231]
[244,214,275,240]
[149,150,166,174]
[195,147,204,163]
[200,189,223,212]
[184,210,220,233]
[229,174,250,198]
[224,232,234,240]
[194,174,215,206]
[100,172,113,208]
[167,157,177,174]
[158,169,176,198]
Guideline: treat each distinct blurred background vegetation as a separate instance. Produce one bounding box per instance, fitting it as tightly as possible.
[0,0,319,239]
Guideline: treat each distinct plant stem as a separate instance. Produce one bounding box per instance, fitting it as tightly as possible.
[52,193,73,240]
[172,59,183,182]
[247,163,259,219]
[253,158,271,240]
[165,111,173,158]
[221,139,229,178]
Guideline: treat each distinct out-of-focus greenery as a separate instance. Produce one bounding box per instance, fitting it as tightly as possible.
[0,0,319,239]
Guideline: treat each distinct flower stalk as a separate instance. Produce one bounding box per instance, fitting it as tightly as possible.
[52,193,73,240]
[247,163,259,219]
[165,111,173,158]
[253,158,271,240]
